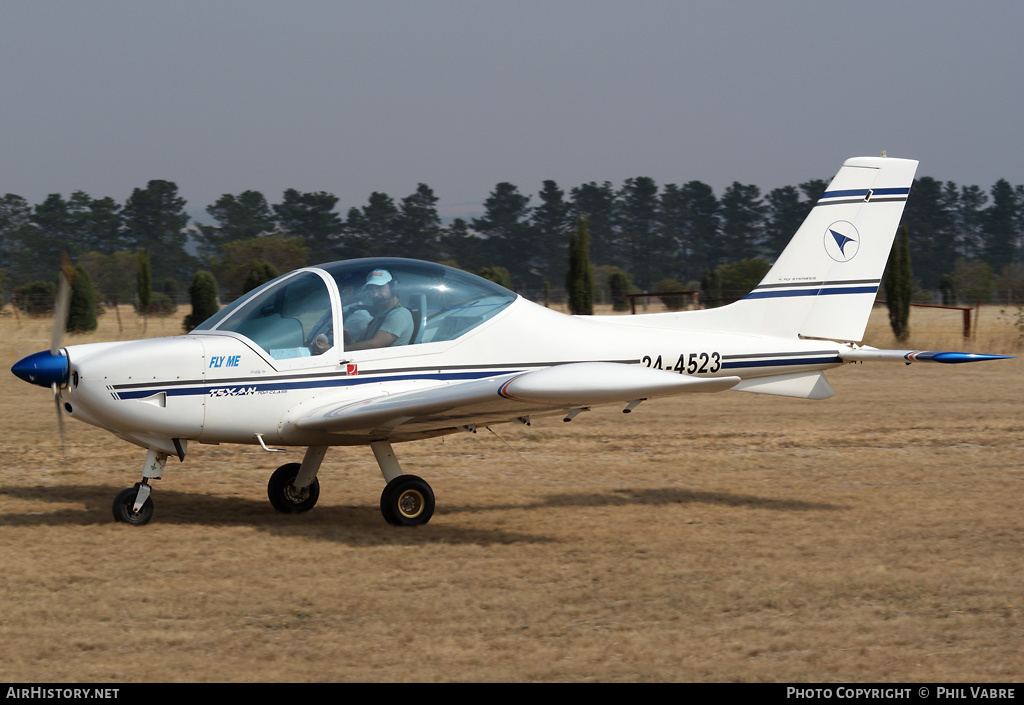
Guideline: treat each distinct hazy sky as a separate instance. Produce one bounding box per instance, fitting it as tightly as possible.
[2,1,1022,223]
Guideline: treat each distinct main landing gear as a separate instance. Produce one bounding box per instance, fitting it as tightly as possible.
[380,474,435,526]
[264,440,434,526]
[370,441,435,526]
[112,442,436,527]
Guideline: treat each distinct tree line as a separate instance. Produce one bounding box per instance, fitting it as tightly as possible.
[2,171,1023,311]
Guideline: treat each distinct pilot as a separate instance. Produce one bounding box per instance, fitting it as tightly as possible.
[343,269,414,350]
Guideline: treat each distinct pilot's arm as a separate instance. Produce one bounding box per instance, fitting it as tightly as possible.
[345,329,397,350]
[345,306,411,350]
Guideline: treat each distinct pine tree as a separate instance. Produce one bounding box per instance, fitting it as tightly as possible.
[274,189,343,263]
[197,190,278,261]
[121,180,192,283]
[471,183,533,287]
[532,180,571,287]
[616,177,660,289]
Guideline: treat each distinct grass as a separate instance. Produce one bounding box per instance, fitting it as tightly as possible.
[0,303,1021,682]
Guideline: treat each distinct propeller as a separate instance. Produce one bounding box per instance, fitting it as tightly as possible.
[52,381,66,448]
[51,253,73,355]
[10,254,74,449]
[51,254,74,448]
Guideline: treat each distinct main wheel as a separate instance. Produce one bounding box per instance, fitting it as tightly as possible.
[268,463,320,513]
[380,475,434,527]
[112,484,154,526]
[380,484,400,526]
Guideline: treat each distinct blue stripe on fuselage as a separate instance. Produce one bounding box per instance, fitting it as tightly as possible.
[114,369,522,400]
[722,356,840,369]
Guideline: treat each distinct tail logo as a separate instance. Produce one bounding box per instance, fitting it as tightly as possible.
[824,221,860,262]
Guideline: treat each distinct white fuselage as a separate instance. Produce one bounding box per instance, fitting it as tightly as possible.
[58,296,844,452]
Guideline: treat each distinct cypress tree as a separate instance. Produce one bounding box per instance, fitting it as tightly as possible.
[13,280,56,315]
[182,270,220,332]
[655,277,687,311]
[566,216,594,315]
[478,266,512,290]
[137,250,152,314]
[66,266,98,333]
[884,225,912,341]
[609,270,631,311]
[700,268,722,308]
[242,259,279,294]
[939,273,957,307]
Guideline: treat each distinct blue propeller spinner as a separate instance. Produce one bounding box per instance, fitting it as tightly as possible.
[11,350,69,388]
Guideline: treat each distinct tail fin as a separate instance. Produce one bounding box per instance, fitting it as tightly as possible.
[699,156,919,342]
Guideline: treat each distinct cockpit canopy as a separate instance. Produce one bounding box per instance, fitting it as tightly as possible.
[191,258,517,360]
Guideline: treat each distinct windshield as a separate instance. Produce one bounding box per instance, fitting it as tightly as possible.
[193,271,333,360]
[191,258,517,357]
[324,258,516,347]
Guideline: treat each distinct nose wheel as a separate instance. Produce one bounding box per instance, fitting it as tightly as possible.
[112,483,154,525]
[112,450,167,526]
[268,462,321,513]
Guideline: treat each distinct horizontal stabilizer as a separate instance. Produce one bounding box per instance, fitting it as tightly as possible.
[731,371,834,399]
[840,349,1015,364]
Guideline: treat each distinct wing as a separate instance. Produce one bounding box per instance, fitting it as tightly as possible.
[292,362,740,440]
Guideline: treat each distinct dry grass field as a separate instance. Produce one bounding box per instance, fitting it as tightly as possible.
[1,302,1021,682]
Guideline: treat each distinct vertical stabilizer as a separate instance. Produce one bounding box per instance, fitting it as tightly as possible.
[714,156,918,341]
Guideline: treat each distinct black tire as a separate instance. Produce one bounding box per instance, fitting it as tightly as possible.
[379,484,399,526]
[380,475,434,527]
[112,484,154,526]
[268,463,320,513]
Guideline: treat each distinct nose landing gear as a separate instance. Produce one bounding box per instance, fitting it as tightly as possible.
[112,482,154,525]
[266,446,326,514]
[112,449,166,526]
[267,462,321,513]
